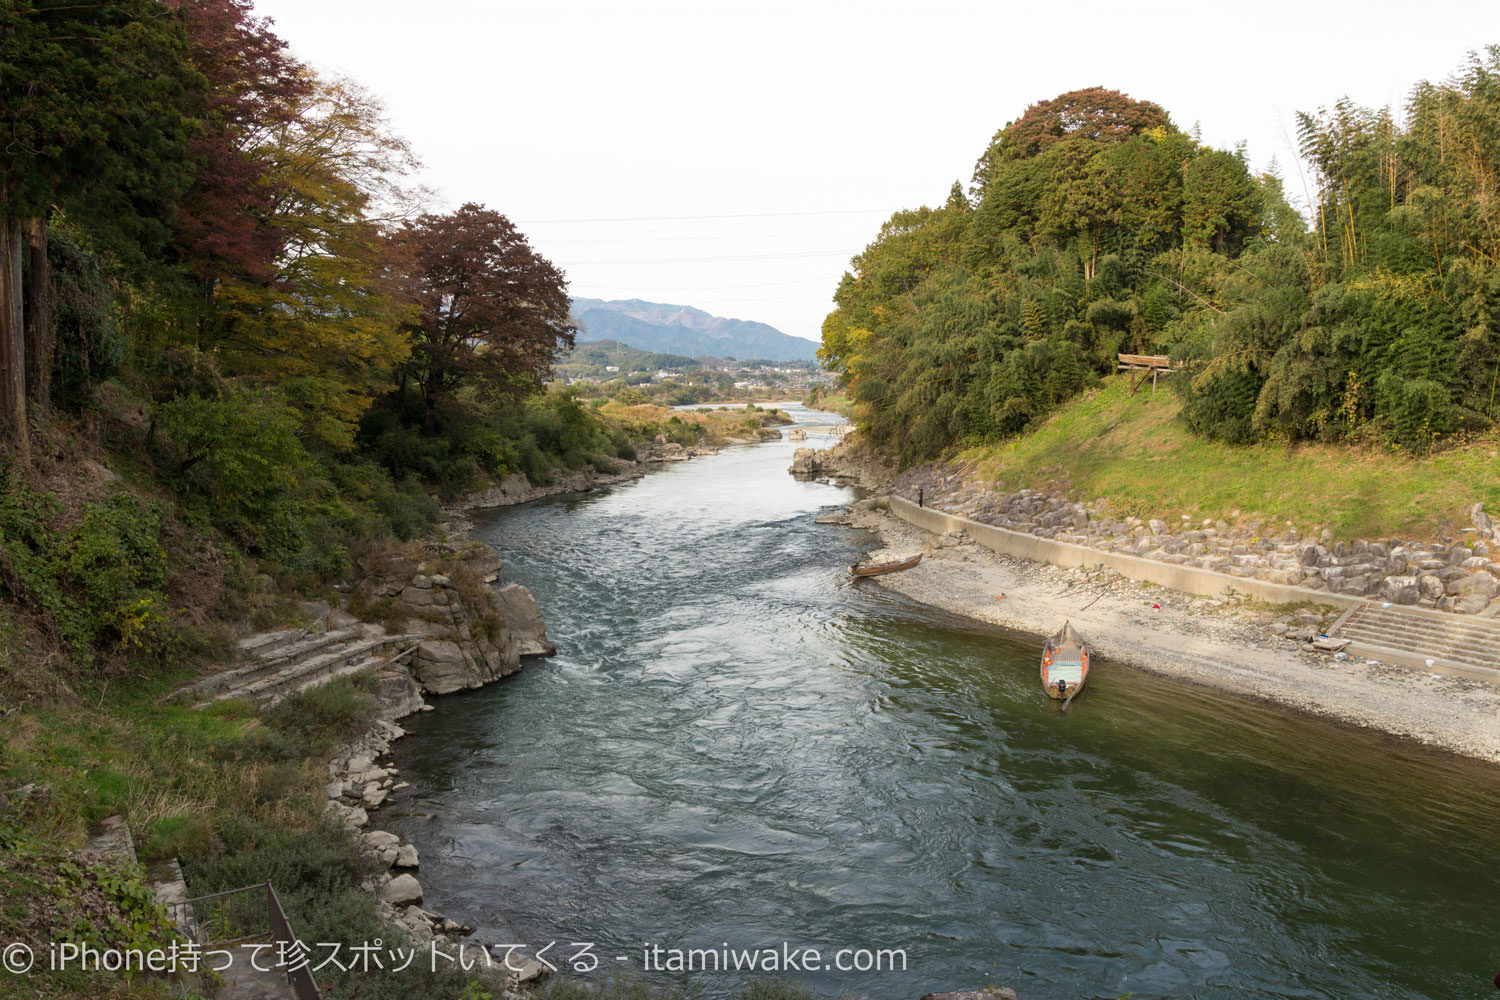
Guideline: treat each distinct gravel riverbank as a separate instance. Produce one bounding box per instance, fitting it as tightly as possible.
[839,500,1500,764]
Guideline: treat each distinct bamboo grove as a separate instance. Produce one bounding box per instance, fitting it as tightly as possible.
[819,51,1500,458]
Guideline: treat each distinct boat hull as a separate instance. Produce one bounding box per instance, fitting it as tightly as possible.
[1040,621,1090,700]
[849,552,923,578]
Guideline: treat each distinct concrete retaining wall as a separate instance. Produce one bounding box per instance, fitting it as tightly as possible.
[889,495,1361,610]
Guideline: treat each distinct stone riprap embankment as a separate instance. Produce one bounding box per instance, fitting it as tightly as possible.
[910,483,1500,615]
[323,688,550,993]
[795,438,1500,618]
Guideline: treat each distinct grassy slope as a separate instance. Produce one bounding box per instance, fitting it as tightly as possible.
[964,376,1500,542]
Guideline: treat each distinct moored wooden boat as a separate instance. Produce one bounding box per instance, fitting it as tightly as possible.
[1041,620,1089,701]
[849,552,923,578]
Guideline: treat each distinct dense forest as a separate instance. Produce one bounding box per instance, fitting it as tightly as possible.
[0,0,684,675]
[820,53,1500,459]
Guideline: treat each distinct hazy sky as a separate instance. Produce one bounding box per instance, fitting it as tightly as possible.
[250,0,1500,344]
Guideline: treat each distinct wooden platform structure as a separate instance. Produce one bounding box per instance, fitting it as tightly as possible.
[1117,353,1174,395]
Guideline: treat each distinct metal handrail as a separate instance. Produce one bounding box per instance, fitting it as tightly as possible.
[168,882,268,946]
[171,881,322,1000]
[267,882,322,1000]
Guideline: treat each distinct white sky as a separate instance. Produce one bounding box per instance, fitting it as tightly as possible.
[250,0,1500,345]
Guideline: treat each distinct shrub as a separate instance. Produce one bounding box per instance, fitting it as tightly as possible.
[0,473,173,665]
[152,384,312,559]
[261,679,376,759]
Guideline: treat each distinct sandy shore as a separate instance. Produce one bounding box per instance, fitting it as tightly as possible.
[841,501,1500,764]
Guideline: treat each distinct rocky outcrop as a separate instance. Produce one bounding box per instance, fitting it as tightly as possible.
[464,465,643,508]
[461,440,723,509]
[351,540,554,697]
[639,436,721,462]
[492,582,555,658]
[790,434,897,490]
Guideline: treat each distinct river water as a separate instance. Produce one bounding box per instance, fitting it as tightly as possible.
[386,404,1500,999]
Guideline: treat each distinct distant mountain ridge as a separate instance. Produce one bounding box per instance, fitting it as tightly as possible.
[570,298,818,362]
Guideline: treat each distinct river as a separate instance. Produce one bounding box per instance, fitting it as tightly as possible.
[385,404,1500,999]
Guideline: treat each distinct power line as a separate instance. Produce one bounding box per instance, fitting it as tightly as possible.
[539,230,874,245]
[519,209,888,224]
[559,249,851,265]
[579,276,835,293]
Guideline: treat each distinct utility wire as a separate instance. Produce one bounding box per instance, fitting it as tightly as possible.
[559,250,850,265]
[541,230,873,245]
[520,209,888,224]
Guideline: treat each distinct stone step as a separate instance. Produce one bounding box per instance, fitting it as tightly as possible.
[206,635,424,707]
[258,655,388,708]
[235,628,303,659]
[247,627,364,671]
[168,627,364,704]
[1345,609,1500,648]
[1338,624,1500,670]
[1331,602,1500,676]
[1342,618,1500,655]
[217,636,394,704]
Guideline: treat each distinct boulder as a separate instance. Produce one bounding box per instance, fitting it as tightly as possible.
[1379,575,1420,605]
[399,905,434,944]
[325,801,368,829]
[382,874,423,907]
[920,991,1018,1000]
[394,843,420,869]
[1473,502,1495,539]
[369,663,427,721]
[412,639,472,695]
[493,583,556,657]
[1448,570,1500,600]
[1417,574,1445,601]
[1455,592,1493,615]
[364,831,401,867]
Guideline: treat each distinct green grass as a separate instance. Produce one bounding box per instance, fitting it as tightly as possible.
[966,375,1500,542]
[0,675,499,1000]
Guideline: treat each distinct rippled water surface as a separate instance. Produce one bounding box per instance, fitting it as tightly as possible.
[387,405,1500,999]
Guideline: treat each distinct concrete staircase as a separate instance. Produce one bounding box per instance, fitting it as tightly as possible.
[1328,602,1500,679]
[170,625,423,708]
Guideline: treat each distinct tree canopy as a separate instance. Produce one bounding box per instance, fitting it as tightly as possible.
[823,55,1500,458]
[397,202,577,425]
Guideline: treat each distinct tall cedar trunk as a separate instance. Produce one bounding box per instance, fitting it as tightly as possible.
[23,218,52,413]
[0,211,29,462]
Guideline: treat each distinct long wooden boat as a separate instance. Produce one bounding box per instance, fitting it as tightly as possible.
[1041,620,1090,701]
[849,552,923,578]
